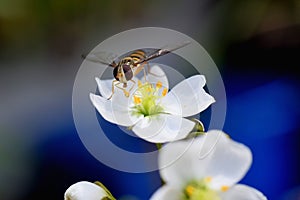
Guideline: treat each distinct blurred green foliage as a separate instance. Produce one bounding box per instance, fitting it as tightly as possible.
[0,0,298,64]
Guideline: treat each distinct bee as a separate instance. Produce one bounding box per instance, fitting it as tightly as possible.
[83,41,190,100]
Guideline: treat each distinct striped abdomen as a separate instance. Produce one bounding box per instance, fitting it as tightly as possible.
[128,50,146,64]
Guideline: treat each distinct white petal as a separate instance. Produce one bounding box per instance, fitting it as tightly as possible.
[147,65,169,89]
[220,184,267,200]
[132,114,195,143]
[95,77,114,99]
[169,75,215,117]
[150,185,181,200]
[201,130,253,190]
[64,181,108,200]
[158,134,210,187]
[158,131,252,189]
[161,90,182,116]
[90,93,141,126]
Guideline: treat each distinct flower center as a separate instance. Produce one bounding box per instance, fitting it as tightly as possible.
[131,81,168,117]
[182,178,221,200]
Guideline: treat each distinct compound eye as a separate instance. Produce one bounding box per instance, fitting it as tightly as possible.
[122,65,133,81]
[122,64,129,67]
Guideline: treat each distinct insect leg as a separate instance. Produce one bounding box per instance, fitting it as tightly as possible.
[143,63,147,82]
[133,63,148,82]
[128,79,136,93]
[133,64,146,80]
[115,83,130,97]
[107,80,119,100]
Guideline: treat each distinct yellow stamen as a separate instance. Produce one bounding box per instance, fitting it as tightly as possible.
[124,91,129,97]
[204,176,212,183]
[185,185,195,196]
[156,81,162,89]
[146,85,153,92]
[138,80,142,87]
[133,95,141,104]
[221,185,229,192]
[162,88,168,96]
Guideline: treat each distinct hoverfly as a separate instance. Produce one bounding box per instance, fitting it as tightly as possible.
[83,41,191,100]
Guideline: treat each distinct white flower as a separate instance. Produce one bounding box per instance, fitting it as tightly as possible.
[64,181,115,200]
[150,130,267,200]
[90,65,215,143]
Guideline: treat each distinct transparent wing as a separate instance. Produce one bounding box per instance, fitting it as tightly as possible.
[135,40,191,65]
[159,40,191,53]
[82,51,119,67]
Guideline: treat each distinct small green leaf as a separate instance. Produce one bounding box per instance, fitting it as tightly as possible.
[94,181,116,200]
[160,177,166,185]
[185,118,206,139]
[189,131,206,137]
[127,125,133,131]
[190,118,205,133]
[156,143,162,150]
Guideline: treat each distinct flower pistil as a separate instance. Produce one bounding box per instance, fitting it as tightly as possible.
[182,178,221,200]
[131,81,168,117]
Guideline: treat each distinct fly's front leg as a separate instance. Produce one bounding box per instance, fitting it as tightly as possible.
[128,79,136,93]
[107,80,119,100]
[142,63,147,82]
[133,63,147,82]
[115,83,130,97]
[146,62,151,75]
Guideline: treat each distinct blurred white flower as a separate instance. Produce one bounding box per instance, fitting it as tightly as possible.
[90,65,215,143]
[150,130,267,200]
[64,181,115,200]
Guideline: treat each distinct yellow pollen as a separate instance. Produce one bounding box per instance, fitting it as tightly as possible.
[133,95,141,104]
[156,81,162,89]
[146,85,153,92]
[204,176,212,183]
[124,90,129,97]
[185,185,195,196]
[162,88,168,96]
[138,80,142,87]
[221,185,229,192]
